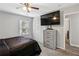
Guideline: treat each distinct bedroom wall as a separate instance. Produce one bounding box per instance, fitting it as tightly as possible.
[33,16,47,44]
[0,11,33,39]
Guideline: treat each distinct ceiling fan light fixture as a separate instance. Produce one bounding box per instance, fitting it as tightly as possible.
[22,6,32,12]
[17,3,39,12]
[22,6,27,11]
[27,7,32,12]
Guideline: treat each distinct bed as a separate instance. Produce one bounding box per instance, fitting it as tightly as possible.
[0,36,41,56]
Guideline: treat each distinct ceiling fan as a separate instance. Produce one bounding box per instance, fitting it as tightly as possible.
[17,3,39,12]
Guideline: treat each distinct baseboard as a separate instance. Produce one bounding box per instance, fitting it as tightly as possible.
[57,46,65,50]
[70,43,79,47]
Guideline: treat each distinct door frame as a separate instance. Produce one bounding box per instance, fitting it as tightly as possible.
[64,11,79,49]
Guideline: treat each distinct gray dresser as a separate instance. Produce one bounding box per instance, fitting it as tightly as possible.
[43,29,57,49]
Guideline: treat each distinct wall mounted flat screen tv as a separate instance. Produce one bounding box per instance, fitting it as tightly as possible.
[41,11,60,25]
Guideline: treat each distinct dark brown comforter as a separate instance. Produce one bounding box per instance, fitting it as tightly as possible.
[0,36,41,56]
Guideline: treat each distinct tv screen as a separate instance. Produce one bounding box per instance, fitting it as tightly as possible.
[41,11,60,25]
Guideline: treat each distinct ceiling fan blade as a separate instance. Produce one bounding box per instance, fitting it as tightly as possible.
[31,7,39,10]
[16,6,23,9]
[19,3,27,6]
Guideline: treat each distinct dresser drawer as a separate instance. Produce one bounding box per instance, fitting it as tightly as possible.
[44,39,50,43]
[45,35,56,40]
[44,42,56,49]
[44,42,51,48]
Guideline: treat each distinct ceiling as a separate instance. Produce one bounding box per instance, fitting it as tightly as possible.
[0,3,77,17]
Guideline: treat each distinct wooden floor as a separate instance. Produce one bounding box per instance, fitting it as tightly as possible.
[39,39,79,56]
[38,34,79,56]
[39,45,78,56]
[65,38,79,55]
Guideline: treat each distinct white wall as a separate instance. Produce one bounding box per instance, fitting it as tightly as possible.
[69,13,79,47]
[33,16,47,44]
[0,11,32,39]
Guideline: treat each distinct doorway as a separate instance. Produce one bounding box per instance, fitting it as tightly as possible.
[64,12,79,55]
[64,15,70,49]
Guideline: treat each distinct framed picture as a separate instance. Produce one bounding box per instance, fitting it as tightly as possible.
[20,20,30,36]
